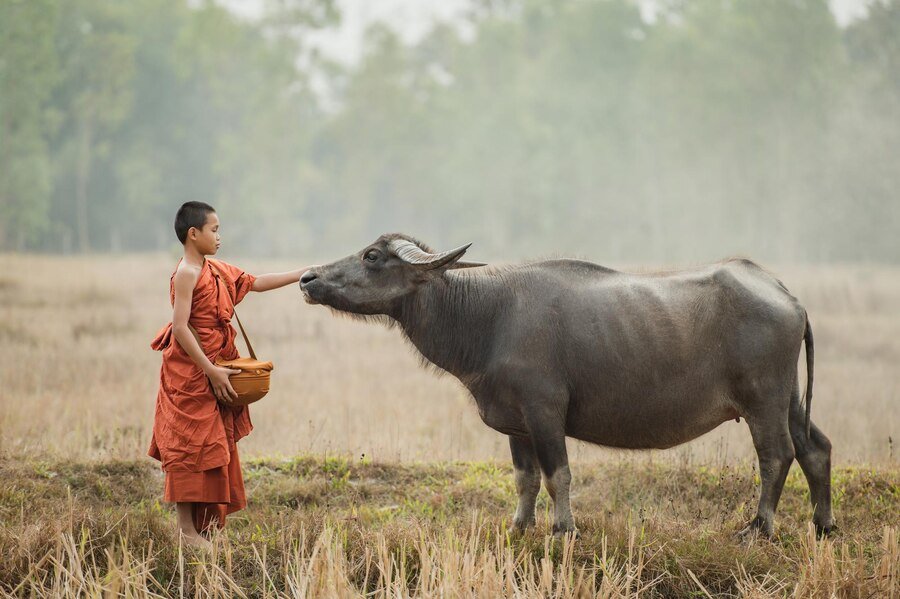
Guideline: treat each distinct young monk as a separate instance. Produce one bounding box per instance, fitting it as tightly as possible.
[149,201,314,549]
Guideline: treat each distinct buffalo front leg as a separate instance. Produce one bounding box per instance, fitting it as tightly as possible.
[508,435,541,532]
[524,415,576,537]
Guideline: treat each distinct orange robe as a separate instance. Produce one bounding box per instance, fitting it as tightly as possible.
[148,258,255,533]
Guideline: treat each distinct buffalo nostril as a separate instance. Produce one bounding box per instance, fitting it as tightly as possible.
[300,271,318,286]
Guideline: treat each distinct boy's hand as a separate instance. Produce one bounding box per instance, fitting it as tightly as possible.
[207,365,242,404]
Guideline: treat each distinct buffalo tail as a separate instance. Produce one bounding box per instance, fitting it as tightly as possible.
[804,317,814,439]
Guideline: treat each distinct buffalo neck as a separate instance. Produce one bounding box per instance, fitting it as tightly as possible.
[396,270,508,381]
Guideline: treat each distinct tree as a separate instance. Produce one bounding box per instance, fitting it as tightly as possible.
[0,0,59,249]
[53,0,135,252]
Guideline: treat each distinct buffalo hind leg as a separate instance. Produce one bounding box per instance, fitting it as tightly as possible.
[508,435,541,532]
[789,390,835,536]
[742,410,795,538]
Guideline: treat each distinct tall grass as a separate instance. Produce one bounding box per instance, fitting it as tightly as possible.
[10,525,896,598]
[2,457,898,597]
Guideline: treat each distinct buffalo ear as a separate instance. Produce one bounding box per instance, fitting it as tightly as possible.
[449,260,486,269]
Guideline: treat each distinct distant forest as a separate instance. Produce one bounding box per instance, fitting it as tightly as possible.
[2,0,898,262]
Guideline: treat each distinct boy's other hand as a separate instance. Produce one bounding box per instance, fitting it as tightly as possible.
[208,366,242,404]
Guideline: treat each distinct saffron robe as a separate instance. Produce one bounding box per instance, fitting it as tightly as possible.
[149,258,256,533]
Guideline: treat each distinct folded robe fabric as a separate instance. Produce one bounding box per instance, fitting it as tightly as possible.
[148,258,256,532]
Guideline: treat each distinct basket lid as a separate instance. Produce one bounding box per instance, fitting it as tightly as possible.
[218,357,274,372]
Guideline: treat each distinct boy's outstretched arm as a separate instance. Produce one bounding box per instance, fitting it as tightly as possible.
[251,267,316,292]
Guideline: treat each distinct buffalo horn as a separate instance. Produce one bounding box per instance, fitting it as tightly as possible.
[388,239,472,270]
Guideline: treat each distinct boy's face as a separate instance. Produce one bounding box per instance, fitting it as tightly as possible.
[188,212,221,255]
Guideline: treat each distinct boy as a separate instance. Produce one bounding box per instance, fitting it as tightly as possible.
[149,201,313,549]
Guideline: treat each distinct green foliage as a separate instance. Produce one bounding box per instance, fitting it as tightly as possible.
[0,0,59,248]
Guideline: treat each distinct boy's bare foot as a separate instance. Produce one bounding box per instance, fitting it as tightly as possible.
[179,529,213,550]
[175,501,213,550]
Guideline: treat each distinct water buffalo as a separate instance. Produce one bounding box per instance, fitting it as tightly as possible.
[299,233,834,538]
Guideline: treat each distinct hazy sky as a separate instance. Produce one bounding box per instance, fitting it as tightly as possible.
[218,0,872,66]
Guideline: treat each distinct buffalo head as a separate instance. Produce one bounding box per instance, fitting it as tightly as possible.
[299,234,483,315]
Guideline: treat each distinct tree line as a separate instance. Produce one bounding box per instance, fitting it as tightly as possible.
[1,0,898,262]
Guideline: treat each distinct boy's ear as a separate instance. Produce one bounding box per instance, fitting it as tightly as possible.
[188,227,198,240]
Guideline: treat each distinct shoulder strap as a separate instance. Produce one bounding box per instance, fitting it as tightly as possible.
[208,259,257,360]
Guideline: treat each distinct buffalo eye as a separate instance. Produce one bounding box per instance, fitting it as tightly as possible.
[363,249,380,263]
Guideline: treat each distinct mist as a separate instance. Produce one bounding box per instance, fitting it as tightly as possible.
[2,0,897,264]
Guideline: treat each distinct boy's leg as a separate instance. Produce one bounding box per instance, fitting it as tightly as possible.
[176,502,211,548]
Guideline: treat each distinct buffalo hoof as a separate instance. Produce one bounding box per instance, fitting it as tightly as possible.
[735,516,773,542]
[815,522,837,538]
[551,525,579,541]
[507,519,536,536]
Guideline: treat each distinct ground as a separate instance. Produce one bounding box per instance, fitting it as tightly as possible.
[1,454,897,597]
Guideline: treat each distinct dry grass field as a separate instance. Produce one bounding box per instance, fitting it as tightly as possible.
[1,253,898,597]
[2,253,898,464]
